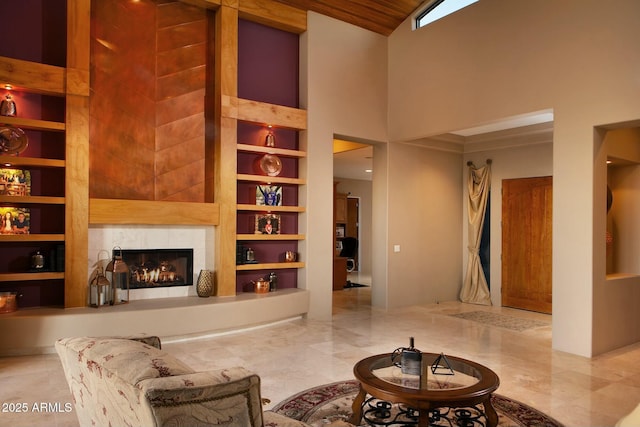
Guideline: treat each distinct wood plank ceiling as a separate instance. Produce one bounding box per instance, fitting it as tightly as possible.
[272,0,426,36]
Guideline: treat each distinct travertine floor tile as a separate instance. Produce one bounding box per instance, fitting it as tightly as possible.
[1,286,639,426]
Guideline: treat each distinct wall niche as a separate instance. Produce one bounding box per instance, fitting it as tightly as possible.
[605,127,640,277]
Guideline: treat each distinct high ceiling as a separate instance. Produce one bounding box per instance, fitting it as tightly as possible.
[273,0,426,36]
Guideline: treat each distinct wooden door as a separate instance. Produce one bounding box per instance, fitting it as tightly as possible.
[502,177,552,314]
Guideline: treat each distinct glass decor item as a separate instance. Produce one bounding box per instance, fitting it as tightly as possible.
[105,247,130,304]
[0,93,17,117]
[89,264,112,307]
[196,269,213,297]
[265,130,275,147]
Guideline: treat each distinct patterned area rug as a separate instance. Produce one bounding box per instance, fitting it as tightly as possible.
[272,380,563,427]
[449,311,549,332]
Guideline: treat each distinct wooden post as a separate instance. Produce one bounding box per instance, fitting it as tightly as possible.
[65,0,90,307]
[212,3,239,296]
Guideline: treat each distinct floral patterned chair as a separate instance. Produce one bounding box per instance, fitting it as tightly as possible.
[55,336,309,427]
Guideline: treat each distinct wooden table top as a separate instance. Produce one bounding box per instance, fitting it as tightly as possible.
[353,352,500,408]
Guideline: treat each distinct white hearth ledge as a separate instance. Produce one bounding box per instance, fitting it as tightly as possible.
[0,289,309,356]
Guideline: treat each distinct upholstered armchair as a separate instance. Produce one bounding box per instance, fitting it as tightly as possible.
[55,336,309,427]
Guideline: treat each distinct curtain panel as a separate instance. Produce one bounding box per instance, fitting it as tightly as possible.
[460,161,492,305]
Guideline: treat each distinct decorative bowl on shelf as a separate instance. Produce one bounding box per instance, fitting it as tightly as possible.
[0,126,28,155]
[259,153,282,176]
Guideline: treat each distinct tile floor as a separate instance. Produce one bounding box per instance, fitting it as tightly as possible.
[1,275,639,426]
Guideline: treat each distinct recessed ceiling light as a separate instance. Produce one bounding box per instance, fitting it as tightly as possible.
[365,169,372,173]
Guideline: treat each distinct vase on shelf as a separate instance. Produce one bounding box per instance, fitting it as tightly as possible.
[196,269,213,297]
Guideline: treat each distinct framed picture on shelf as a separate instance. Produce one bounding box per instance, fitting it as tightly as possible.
[255,213,280,235]
[256,185,282,206]
[0,168,31,196]
[0,206,30,234]
[336,225,345,238]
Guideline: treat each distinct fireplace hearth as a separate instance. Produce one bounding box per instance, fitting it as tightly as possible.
[118,249,194,290]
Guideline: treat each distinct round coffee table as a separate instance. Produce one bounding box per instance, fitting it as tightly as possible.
[349,352,500,427]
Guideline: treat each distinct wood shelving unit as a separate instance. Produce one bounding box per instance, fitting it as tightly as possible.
[237,173,306,185]
[233,99,308,289]
[2,272,64,282]
[0,115,66,132]
[0,195,65,205]
[237,233,305,240]
[236,261,305,271]
[236,143,306,158]
[0,234,65,242]
[0,61,68,288]
[0,156,65,168]
[237,204,305,213]
[0,0,90,308]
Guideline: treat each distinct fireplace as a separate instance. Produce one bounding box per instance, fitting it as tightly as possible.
[118,249,193,290]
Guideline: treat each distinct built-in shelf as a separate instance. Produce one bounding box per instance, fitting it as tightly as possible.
[237,203,305,212]
[0,272,64,282]
[237,233,305,241]
[0,234,64,242]
[232,97,307,130]
[236,143,306,158]
[0,56,66,96]
[0,115,65,132]
[237,173,306,185]
[606,273,640,281]
[236,261,305,271]
[0,195,65,204]
[0,156,65,168]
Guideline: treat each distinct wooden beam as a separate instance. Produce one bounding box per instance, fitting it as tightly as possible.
[64,0,91,308]
[0,56,65,96]
[239,0,306,34]
[65,92,89,309]
[89,199,220,225]
[214,5,239,297]
[220,95,307,130]
[179,0,222,9]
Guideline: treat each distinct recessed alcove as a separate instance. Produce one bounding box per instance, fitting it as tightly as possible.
[604,127,640,279]
[592,123,640,355]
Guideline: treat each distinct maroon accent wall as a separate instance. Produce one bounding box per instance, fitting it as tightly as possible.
[238,19,299,108]
[0,0,65,66]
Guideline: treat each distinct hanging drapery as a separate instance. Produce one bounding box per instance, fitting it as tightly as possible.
[460,160,492,305]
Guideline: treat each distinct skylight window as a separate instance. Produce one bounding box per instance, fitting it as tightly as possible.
[415,0,478,28]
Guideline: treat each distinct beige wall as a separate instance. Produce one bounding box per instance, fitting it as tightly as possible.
[387,143,463,306]
[388,0,640,356]
[300,12,388,319]
[302,0,640,356]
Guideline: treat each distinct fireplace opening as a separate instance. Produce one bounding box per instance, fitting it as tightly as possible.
[118,249,194,289]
